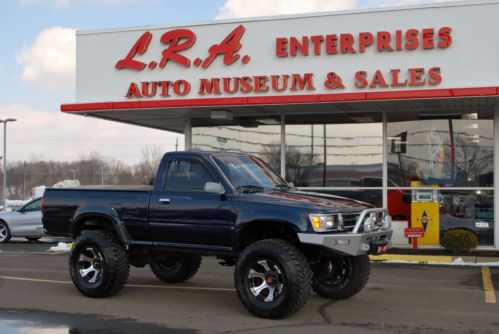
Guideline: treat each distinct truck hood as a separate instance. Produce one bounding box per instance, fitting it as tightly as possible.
[241,189,372,213]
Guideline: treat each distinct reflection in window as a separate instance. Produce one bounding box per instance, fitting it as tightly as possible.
[387,189,494,246]
[305,189,382,207]
[440,190,494,246]
[387,115,493,187]
[286,120,382,187]
[191,125,281,173]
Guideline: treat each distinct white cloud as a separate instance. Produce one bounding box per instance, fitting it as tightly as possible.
[21,0,146,8]
[216,0,356,19]
[16,27,76,92]
[1,104,183,164]
[362,0,455,7]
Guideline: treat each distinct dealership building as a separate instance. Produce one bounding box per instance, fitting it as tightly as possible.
[63,1,499,249]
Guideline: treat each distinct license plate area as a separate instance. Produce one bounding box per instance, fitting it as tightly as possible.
[368,240,389,255]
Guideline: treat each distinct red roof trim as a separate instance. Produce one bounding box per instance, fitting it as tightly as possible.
[61,86,499,113]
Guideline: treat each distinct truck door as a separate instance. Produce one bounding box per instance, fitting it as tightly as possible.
[149,158,234,250]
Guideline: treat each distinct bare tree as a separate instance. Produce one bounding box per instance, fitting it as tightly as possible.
[134,145,164,184]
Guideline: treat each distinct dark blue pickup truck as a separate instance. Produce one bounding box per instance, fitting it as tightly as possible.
[42,151,392,319]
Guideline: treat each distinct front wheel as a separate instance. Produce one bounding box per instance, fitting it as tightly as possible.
[234,239,312,319]
[312,254,370,300]
[0,221,11,243]
[69,230,130,298]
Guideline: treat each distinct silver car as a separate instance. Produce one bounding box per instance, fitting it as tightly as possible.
[0,197,44,243]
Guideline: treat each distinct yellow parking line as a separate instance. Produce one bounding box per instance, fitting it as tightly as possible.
[370,254,453,263]
[0,275,234,292]
[481,266,496,304]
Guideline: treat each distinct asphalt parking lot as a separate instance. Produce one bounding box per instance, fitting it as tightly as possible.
[0,240,498,334]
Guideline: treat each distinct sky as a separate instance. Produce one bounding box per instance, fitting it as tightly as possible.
[0,0,457,165]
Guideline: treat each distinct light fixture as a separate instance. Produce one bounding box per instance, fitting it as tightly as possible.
[210,110,233,120]
[462,113,478,120]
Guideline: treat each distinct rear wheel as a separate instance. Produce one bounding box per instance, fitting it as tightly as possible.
[312,254,370,300]
[234,239,312,319]
[69,230,129,298]
[0,221,11,243]
[150,254,202,283]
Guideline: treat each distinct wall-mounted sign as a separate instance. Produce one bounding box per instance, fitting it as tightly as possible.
[72,2,499,105]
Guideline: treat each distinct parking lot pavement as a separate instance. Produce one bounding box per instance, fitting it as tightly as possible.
[0,246,498,334]
[0,237,71,253]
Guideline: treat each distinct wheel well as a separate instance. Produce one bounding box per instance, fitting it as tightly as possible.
[236,221,299,252]
[74,216,116,237]
[0,219,10,230]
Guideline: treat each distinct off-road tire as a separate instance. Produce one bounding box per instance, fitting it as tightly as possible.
[0,221,11,243]
[234,238,312,319]
[312,254,370,300]
[150,254,202,283]
[69,230,129,298]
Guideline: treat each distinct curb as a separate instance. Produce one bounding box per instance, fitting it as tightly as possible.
[370,254,499,265]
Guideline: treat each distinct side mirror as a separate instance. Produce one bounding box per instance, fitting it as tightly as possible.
[18,207,25,214]
[204,182,225,195]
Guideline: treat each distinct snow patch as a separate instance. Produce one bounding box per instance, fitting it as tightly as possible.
[49,242,72,251]
[381,257,499,267]
[52,179,80,188]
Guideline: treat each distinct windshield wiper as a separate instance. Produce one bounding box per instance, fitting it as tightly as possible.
[274,184,293,190]
[235,184,265,193]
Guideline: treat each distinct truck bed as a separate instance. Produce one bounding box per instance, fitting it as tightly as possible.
[42,186,152,242]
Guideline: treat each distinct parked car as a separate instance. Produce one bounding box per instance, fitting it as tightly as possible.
[0,197,44,243]
[43,151,392,319]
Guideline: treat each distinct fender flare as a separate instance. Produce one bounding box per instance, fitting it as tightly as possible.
[71,210,133,245]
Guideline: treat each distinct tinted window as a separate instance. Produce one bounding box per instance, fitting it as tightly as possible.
[23,199,41,212]
[165,160,214,192]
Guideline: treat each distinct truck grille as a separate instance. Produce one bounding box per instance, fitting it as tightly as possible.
[340,213,361,230]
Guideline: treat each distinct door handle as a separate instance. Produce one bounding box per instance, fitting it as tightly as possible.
[158,198,170,204]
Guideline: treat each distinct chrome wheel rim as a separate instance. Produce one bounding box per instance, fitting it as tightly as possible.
[0,224,7,241]
[78,247,104,284]
[247,259,285,303]
[317,258,350,286]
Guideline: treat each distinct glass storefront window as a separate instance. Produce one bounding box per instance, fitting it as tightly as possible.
[191,120,281,173]
[285,113,382,187]
[388,189,494,246]
[387,112,493,187]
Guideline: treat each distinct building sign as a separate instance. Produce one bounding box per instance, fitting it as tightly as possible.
[118,25,449,99]
[73,2,499,104]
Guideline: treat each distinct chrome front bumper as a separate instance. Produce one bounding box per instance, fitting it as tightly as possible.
[298,208,393,256]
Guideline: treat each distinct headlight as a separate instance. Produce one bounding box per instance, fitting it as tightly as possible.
[382,215,392,231]
[364,216,374,233]
[309,214,340,232]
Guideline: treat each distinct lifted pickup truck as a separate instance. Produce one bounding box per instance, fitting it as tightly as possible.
[42,151,392,319]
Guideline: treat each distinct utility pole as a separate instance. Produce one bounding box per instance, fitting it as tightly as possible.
[101,163,104,185]
[22,161,26,200]
[1,118,17,210]
[175,138,179,151]
[70,169,79,181]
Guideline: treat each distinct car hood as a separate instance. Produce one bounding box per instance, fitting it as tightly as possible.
[241,189,372,213]
[0,210,21,220]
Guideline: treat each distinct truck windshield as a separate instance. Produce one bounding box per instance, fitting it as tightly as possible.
[212,154,288,190]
